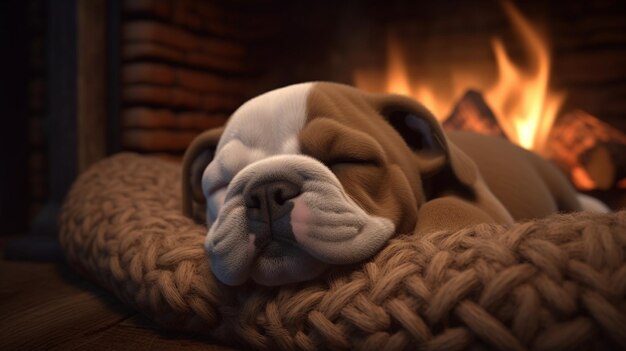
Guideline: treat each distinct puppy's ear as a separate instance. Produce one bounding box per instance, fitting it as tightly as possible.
[372,94,478,197]
[368,92,513,224]
[384,108,448,177]
[182,127,225,223]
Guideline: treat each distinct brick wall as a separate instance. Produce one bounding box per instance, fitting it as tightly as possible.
[120,0,279,157]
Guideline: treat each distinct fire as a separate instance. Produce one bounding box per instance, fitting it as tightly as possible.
[486,2,566,153]
[354,1,565,155]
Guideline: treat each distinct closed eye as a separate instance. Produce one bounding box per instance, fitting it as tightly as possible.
[325,157,378,171]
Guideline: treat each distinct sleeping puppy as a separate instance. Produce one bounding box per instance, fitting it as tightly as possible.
[182,82,583,286]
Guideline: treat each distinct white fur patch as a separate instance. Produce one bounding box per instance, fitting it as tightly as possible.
[217,82,313,154]
[202,83,313,224]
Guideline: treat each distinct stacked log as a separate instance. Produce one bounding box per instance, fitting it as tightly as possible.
[121,0,279,156]
[547,110,626,190]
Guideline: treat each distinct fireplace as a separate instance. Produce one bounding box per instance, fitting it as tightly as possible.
[116,0,626,204]
[6,0,626,240]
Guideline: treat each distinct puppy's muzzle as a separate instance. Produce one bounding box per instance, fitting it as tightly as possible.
[205,154,397,285]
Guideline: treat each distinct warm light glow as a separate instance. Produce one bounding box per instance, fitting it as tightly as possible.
[354,1,566,155]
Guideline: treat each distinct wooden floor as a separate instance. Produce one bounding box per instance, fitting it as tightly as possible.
[0,258,234,350]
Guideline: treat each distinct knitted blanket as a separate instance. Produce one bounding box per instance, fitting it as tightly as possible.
[59,153,626,350]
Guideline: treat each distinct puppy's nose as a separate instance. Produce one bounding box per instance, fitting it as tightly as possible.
[244,180,301,221]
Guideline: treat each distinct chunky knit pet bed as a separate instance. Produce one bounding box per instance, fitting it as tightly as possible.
[60,153,626,350]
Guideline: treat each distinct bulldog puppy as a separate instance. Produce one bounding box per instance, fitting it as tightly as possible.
[182,82,582,286]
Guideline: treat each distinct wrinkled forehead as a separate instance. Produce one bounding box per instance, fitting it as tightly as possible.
[216,82,314,154]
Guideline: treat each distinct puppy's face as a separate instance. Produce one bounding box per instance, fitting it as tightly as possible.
[183,82,473,286]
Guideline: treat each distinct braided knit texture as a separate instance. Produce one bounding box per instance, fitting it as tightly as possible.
[59,153,626,350]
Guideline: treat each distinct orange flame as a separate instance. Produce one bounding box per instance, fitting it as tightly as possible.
[354,1,565,155]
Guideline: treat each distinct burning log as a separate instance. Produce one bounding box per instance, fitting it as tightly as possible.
[547,110,626,190]
[443,90,507,138]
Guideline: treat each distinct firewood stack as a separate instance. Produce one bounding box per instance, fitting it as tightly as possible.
[121,0,279,158]
[443,91,626,191]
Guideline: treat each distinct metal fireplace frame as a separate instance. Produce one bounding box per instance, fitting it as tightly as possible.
[8,0,122,260]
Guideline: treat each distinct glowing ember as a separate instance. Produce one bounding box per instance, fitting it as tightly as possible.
[354,1,565,155]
